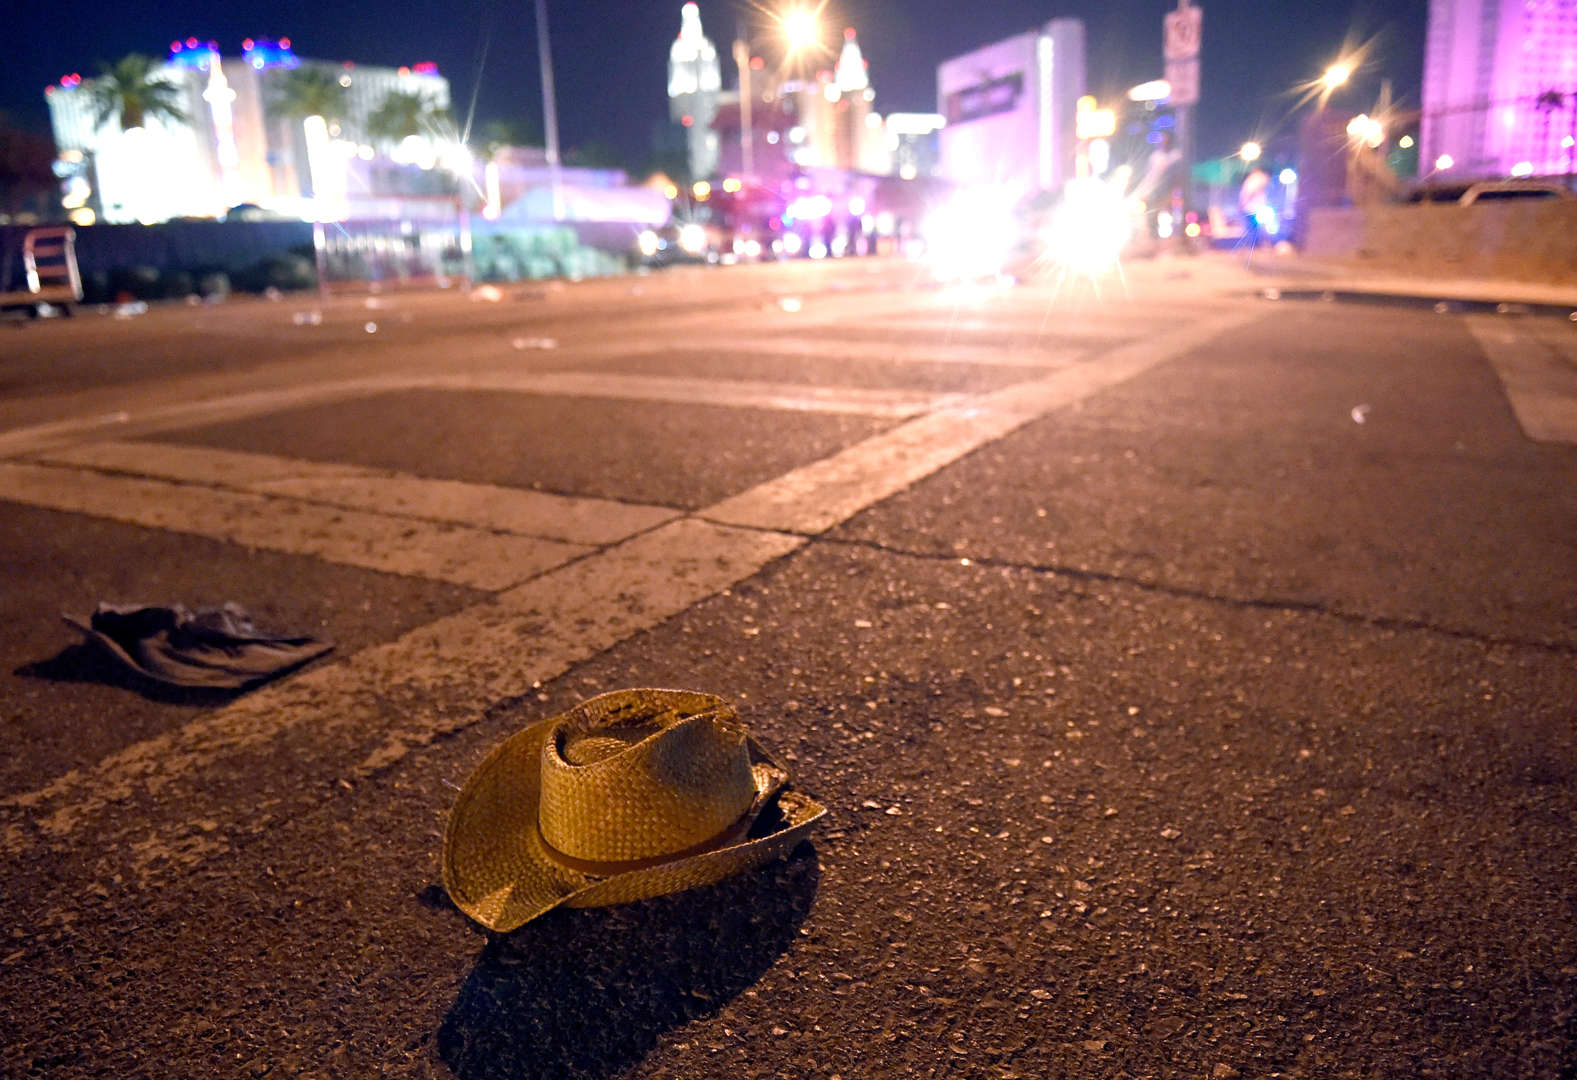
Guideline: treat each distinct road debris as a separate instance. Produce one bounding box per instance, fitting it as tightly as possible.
[62,602,333,690]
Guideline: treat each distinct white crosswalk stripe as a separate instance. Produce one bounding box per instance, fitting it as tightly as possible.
[34,440,679,547]
[1466,315,1577,444]
[0,460,591,591]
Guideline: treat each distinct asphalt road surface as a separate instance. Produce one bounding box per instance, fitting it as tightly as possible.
[1,255,1574,1079]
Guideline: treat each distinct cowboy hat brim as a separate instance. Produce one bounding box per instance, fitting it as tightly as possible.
[442,715,826,932]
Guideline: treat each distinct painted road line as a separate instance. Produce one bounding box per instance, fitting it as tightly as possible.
[36,440,679,547]
[1466,316,1577,444]
[0,461,589,591]
[859,313,1174,342]
[0,370,947,460]
[440,371,958,418]
[707,309,1267,535]
[693,336,1085,369]
[1,519,805,878]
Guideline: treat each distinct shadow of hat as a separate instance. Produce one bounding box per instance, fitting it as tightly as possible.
[438,847,819,1080]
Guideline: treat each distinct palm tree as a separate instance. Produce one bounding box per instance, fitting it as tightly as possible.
[1536,89,1566,174]
[271,66,347,126]
[87,54,187,132]
[367,89,442,146]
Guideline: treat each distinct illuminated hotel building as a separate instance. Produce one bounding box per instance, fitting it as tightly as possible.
[708,26,891,179]
[45,38,452,223]
[936,19,1086,196]
[1421,0,1577,178]
[668,3,723,180]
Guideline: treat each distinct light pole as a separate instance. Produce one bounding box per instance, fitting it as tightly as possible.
[535,0,564,221]
[732,36,754,178]
[733,7,820,181]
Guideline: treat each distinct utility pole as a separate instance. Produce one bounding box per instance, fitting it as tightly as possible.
[535,0,564,220]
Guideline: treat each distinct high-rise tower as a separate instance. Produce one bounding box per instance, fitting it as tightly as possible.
[668,2,722,179]
[1421,0,1577,178]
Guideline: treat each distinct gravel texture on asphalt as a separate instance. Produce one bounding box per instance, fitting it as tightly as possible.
[548,349,1041,396]
[5,538,1571,1078]
[2,292,1572,1079]
[0,288,1570,1078]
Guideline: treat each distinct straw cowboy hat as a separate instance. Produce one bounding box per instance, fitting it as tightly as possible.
[442,688,826,932]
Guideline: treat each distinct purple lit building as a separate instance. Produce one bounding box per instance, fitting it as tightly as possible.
[1420,0,1577,179]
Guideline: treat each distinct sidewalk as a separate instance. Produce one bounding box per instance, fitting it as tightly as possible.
[1215,248,1577,310]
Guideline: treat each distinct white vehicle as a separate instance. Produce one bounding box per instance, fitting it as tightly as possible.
[1458,180,1572,206]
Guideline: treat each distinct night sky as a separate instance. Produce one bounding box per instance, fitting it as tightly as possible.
[4,0,1427,167]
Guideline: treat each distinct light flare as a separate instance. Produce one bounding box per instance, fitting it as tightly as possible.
[1041,178,1132,278]
[922,187,1019,282]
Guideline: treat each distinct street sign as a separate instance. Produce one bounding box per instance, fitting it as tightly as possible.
[1165,57,1200,106]
[1164,3,1202,61]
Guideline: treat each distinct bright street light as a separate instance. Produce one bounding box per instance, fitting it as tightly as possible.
[1346,113,1384,149]
[1322,62,1353,89]
[1434,153,1455,171]
[1239,141,1262,163]
[780,7,820,53]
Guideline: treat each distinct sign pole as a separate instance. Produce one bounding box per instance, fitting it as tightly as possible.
[1163,0,1202,231]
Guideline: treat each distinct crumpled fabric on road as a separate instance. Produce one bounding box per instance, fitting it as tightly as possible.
[63,602,334,690]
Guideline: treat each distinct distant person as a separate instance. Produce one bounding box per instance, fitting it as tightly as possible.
[1239,168,1270,251]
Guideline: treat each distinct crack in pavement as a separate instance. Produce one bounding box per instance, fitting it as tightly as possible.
[808,533,1577,656]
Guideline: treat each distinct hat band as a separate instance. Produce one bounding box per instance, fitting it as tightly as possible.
[537,807,756,878]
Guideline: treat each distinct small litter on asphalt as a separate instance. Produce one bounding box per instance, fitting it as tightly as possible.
[511,336,557,349]
[470,284,505,302]
[263,287,283,301]
[63,602,334,690]
[1350,403,1371,424]
[1262,288,1281,301]
[441,688,826,931]
[292,310,323,326]
[112,301,147,318]
[364,321,378,333]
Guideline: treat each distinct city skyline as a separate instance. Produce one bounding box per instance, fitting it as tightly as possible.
[4,0,1429,169]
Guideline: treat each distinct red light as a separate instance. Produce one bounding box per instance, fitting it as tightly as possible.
[844,27,856,40]
[681,114,693,127]
[186,37,198,48]
[45,85,55,95]
[343,61,354,68]
[242,38,254,49]
[750,56,764,70]
[398,66,410,76]
[279,37,291,48]
[171,41,182,51]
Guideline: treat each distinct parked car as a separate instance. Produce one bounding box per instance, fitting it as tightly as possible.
[1457,180,1572,205]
